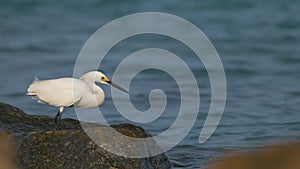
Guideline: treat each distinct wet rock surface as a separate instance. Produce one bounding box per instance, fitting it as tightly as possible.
[0,102,171,169]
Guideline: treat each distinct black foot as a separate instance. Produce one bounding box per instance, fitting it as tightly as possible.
[55,123,61,131]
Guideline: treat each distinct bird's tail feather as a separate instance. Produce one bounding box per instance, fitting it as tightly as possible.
[26,77,42,95]
[32,76,41,83]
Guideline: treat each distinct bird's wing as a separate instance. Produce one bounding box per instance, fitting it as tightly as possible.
[27,78,88,107]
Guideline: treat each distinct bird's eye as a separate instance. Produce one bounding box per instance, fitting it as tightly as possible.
[101,77,105,80]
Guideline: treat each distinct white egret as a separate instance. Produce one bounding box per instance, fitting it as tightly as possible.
[26,71,128,130]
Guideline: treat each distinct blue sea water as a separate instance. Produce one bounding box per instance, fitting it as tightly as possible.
[1,0,300,168]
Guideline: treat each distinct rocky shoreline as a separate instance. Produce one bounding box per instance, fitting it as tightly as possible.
[0,102,171,169]
[2,102,300,169]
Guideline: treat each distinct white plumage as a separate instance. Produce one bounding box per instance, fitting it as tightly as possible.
[27,71,128,130]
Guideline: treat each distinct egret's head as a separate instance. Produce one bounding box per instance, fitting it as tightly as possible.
[98,72,129,94]
[81,71,129,93]
[100,75,110,85]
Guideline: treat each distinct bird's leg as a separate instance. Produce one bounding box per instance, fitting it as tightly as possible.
[54,107,64,130]
[54,110,61,130]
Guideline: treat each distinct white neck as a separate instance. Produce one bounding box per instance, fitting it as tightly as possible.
[76,79,105,108]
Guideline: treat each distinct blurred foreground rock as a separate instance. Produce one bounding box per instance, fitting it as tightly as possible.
[208,142,300,169]
[0,102,170,169]
[0,132,18,169]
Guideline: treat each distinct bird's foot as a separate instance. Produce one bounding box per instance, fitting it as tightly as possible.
[55,125,61,131]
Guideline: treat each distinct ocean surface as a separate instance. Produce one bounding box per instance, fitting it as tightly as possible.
[1,0,300,168]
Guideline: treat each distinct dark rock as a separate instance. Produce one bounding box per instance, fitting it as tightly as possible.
[0,102,81,134]
[0,102,171,169]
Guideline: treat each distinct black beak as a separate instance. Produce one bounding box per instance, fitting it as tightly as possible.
[107,81,129,94]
